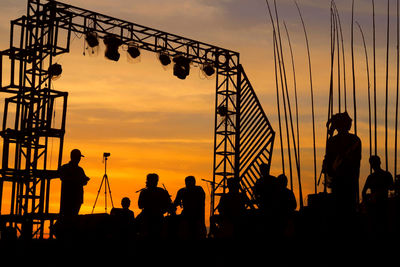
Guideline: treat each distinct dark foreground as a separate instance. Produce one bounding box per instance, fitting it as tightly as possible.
[0,227,399,267]
[2,196,400,267]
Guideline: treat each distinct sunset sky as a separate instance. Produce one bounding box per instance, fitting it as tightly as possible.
[0,0,399,226]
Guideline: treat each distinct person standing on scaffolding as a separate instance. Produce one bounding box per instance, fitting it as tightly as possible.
[323,112,361,222]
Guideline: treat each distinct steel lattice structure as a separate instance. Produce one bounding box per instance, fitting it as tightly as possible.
[0,0,274,238]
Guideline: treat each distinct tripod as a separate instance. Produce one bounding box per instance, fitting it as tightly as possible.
[92,153,114,213]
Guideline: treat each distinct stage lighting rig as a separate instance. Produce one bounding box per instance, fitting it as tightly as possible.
[48,63,62,79]
[173,55,191,79]
[103,34,123,61]
[85,31,99,48]
[127,41,141,59]
[202,63,215,77]
[217,105,228,117]
[158,52,171,66]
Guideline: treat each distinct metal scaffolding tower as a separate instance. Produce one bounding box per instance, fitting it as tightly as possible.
[0,0,274,238]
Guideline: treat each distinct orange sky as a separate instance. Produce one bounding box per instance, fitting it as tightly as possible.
[1,0,400,228]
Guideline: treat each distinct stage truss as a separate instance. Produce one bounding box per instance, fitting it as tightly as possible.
[0,0,274,238]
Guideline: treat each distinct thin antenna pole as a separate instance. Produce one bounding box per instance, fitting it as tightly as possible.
[385,0,390,171]
[295,0,317,194]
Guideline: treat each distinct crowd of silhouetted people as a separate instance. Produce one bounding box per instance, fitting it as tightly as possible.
[52,160,301,241]
[3,112,400,243]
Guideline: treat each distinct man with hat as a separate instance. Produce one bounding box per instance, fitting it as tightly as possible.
[59,149,90,216]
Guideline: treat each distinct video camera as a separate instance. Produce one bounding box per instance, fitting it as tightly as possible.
[103,152,111,158]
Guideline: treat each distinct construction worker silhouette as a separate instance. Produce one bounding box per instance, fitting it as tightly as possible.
[362,155,393,235]
[173,176,206,239]
[323,112,361,218]
[59,149,90,217]
[137,173,173,239]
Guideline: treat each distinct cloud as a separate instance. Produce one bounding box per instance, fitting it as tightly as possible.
[64,106,214,141]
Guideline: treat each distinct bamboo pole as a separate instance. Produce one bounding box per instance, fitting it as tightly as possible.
[266,0,286,174]
[273,32,285,175]
[373,0,377,156]
[273,0,295,191]
[283,20,303,209]
[295,0,317,194]
[351,0,357,136]
[395,0,399,180]
[333,3,348,111]
[356,22,372,171]
[385,0,390,171]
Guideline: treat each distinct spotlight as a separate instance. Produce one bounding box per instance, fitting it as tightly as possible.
[158,53,171,66]
[48,63,62,79]
[103,34,122,61]
[85,31,99,48]
[173,55,190,80]
[217,105,228,117]
[127,43,140,59]
[202,64,215,77]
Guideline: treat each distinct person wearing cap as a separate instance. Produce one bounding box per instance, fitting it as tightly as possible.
[323,112,361,220]
[59,149,90,216]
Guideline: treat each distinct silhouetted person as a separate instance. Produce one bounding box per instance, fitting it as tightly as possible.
[0,221,17,241]
[137,173,173,239]
[111,197,135,221]
[275,174,297,237]
[213,178,246,238]
[254,163,278,214]
[362,155,393,236]
[59,149,90,217]
[323,112,361,217]
[173,176,206,239]
[111,197,135,239]
[276,174,297,214]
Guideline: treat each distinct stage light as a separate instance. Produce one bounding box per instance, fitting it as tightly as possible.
[127,43,140,59]
[85,31,99,48]
[173,55,190,80]
[158,53,171,66]
[103,34,122,61]
[48,63,62,79]
[217,105,228,117]
[202,64,215,77]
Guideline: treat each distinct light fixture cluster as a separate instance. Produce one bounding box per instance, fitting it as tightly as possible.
[81,31,216,80]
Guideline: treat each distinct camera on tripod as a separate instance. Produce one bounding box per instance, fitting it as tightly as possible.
[92,152,114,214]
